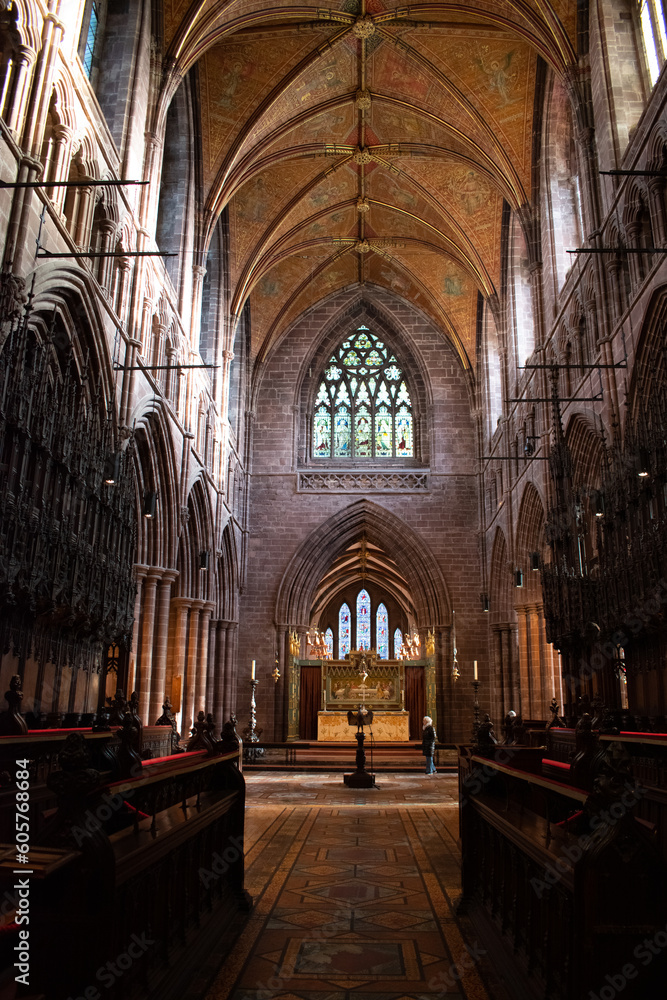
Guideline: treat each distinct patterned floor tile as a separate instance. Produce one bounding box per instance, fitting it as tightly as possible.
[205,774,512,1000]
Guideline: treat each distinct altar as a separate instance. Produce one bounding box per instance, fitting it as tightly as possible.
[315,651,410,741]
[318,710,410,742]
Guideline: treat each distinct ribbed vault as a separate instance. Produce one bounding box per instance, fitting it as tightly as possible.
[276,499,451,627]
[155,0,584,368]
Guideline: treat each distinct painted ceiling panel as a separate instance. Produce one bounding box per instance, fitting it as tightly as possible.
[250,253,359,352]
[160,0,581,366]
[229,157,327,281]
[266,168,360,248]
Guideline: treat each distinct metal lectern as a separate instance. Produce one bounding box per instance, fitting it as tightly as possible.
[343,705,376,788]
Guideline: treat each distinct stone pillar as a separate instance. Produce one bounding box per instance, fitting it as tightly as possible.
[115,257,134,326]
[2,46,36,135]
[128,566,148,697]
[275,625,288,741]
[516,606,530,716]
[195,602,214,717]
[605,257,624,320]
[46,123,73,215]
[625,222,643,287]
[500,623,520,717]
[24,12,64,158]
[183,600,203,733]
[491,624,506,716]
[149,570,178,724]
[142,132,165,237]
[120,337,143,430]
[169,598,191,731]
[648,177,667,246]
[73,181,95,250]
[137,570,161,722]
[96,220,116,294]
[3,154,42,274]
[212,622,228,726]
[527,604,544,719]
[190,262,207,352]
[224,622,238,717]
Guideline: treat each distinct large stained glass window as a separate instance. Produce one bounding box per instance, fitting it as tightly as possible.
[312,327,413,459]
[394,627,403,659]
[324,627,334,659]
[338,603,351,658]
[376,604,389,659]
[356,589,371,649]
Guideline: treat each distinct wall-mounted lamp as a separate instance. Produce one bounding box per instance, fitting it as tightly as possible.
[514,568,524,588]
[104,453,121,485]
[480,593,490,612]
[143,491,157,519]
[638,448,651,478]
[593,492,605,518]
[530,551,540,571]
[199,551,210,570]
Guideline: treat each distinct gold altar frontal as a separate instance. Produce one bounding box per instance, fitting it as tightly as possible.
[317,711,410,742]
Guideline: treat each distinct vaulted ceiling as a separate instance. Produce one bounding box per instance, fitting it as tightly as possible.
[160,0,580,366]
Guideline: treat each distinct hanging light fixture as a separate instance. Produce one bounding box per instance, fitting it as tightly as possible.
[514,568,524,588]
[104,453,121,485]
[480,594,490,612]
[143,491,157,519]
[530,552,540,571]
[199,551,210,569]
[638,448,651,477]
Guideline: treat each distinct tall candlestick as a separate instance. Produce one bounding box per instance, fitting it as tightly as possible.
[251,659,256,680]
[473,660,478,681]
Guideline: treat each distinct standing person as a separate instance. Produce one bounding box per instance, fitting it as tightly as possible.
[422,715,437,774]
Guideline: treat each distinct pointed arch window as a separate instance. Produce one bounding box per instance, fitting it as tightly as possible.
[394,627,403,659]
[313,327,413,459]
[78,1,106,81]
[376,604,389,659]
[638,0,667,86]
[324,627,334,659]
[356,589,371,649]
[338,603,351,659]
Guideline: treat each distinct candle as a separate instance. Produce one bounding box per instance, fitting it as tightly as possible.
[251,659,256,680]
[473,660,478,681]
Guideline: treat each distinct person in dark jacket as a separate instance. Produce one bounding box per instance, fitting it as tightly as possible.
[421,715,437,774]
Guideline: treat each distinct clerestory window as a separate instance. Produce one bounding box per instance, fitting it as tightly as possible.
[638,0,667,86]
[312,326,413,459]
[78,1,106,82]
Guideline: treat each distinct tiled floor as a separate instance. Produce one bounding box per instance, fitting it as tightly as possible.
[205,772,511,1000]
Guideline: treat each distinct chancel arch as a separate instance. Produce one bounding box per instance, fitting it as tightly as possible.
[275,499,450,740]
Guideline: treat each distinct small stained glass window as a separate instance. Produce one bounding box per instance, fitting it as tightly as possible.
[376,604,389,659]
[394,627,403,659]
[324,628,334,659]
[312,327,413,459]
[339,603,351,658]
[356,589,371,649]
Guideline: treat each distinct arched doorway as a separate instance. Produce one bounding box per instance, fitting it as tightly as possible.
[276,502,450,740]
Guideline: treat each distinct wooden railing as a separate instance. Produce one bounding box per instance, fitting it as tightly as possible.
[0,733,248,1000]
[458,741,667,1000]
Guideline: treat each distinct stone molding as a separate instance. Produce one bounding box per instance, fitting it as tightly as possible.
[297,470,429,492]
